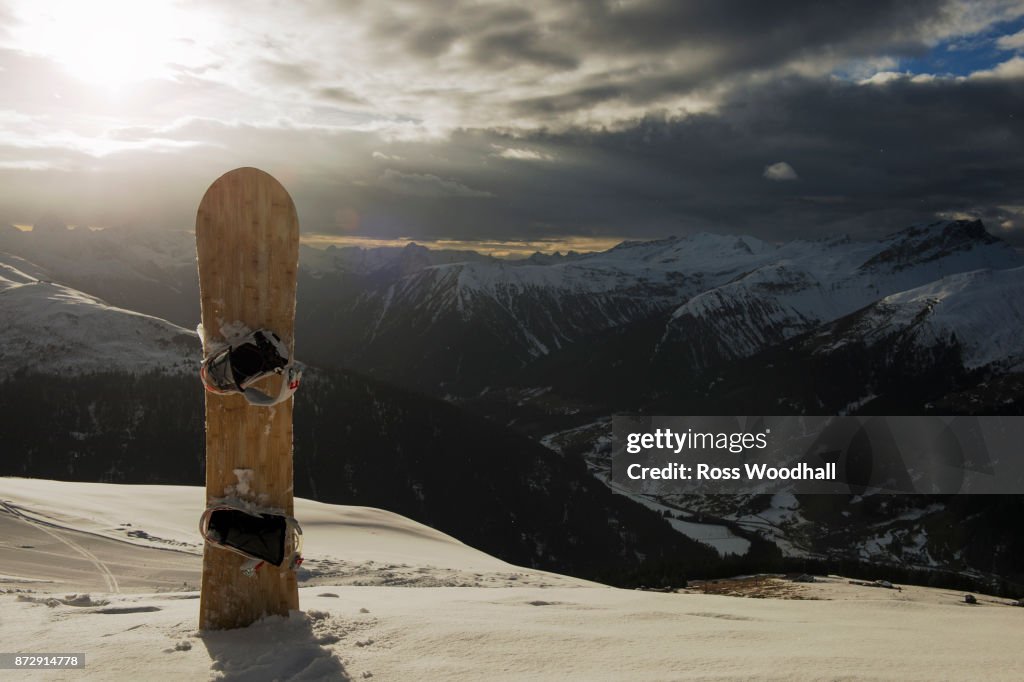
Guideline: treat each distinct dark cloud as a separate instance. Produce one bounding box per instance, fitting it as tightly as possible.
[317,86,365,105]
[566,0,944,56]
[504,1,982,119]
[326,73,1024,245]
[405,24,461,58]
[377,169,494,198]
[468,28,579,71]
[350,1,988,120]
[369,4,536,63]
[4,72,1023,247]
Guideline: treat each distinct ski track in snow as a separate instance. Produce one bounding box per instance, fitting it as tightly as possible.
[1,501,120,593]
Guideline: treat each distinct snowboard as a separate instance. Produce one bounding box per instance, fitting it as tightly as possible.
[195,167,300,630]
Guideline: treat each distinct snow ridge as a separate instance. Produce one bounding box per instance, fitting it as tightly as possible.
[0,252,198,377]
[817,266,1024,369]
[658,220,1021,369]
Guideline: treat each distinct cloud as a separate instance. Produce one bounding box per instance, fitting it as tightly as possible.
[3,70,1024,246]
[377,169,493,198]
[8,0,1017,136]
[971,56,1024,79]
[858,71,909,85]
[997,29,1024,50]
[763,161,799,181]
[467,28,579,71]
[494,146,554,161]
[317,86,365,105]
[1,1,1024,248]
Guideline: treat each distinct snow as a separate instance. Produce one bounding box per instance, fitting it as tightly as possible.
[2,478,1023,680]
[850,266,1024,369]
[0,478,580,588]
[661,221,1022,366]
[667,519,752,556]
[728,493,817,559]
[0,253,198,376]
[610,487,753,557]
[360,231,790,358]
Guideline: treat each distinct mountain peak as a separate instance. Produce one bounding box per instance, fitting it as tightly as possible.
[860,219,1002,272]
[897,218,993,242]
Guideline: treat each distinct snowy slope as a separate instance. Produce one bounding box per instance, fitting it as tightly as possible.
[0,226,202,328]
[0,478,585,591]
[812,266,1024,370]
[0,253,198,376]
[658,220,1022,369]
[2,478,1022,681]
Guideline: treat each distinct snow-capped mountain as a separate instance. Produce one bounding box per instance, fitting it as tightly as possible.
[332,220,1020,391]
[0,224,200,329]
[810,266,1024,371]
[360,233,774,358]
[5,218,1019,395]
[656,220,1022,371]
[336,233,783,387]
[0,252,197,376]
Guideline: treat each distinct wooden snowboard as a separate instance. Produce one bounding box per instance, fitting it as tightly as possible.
[195,167,300,630]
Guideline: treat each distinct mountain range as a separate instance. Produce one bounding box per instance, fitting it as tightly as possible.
[1,218,1022,594]
[4,219,1020,395]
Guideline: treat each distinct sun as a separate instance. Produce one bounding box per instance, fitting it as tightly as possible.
[9,0,202,91]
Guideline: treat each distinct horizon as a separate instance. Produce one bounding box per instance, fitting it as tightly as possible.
[6,213,1014,260]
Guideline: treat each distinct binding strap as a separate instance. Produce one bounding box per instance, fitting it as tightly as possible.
[199,503,304,575]
[200,329,302,407]
[240,365,301,407]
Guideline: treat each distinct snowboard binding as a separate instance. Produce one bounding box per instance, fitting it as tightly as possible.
[199,503,304,575]
[200,329,301,407]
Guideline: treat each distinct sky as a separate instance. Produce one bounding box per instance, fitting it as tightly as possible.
[1,0,1024,253]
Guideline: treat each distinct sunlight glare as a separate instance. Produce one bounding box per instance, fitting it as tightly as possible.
[9,0,203,90]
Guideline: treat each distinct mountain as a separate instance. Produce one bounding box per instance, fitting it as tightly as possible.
[0,252,197,377]
[337,233,781,390]
[0,224,200,328]
[655,220,1021,373]
[300,240,497,278]
[3,219,1023,592]
[3,219,1018,398]
[331,220,1021,394]
[681,265,1024,418]
[809,266,1024,372]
